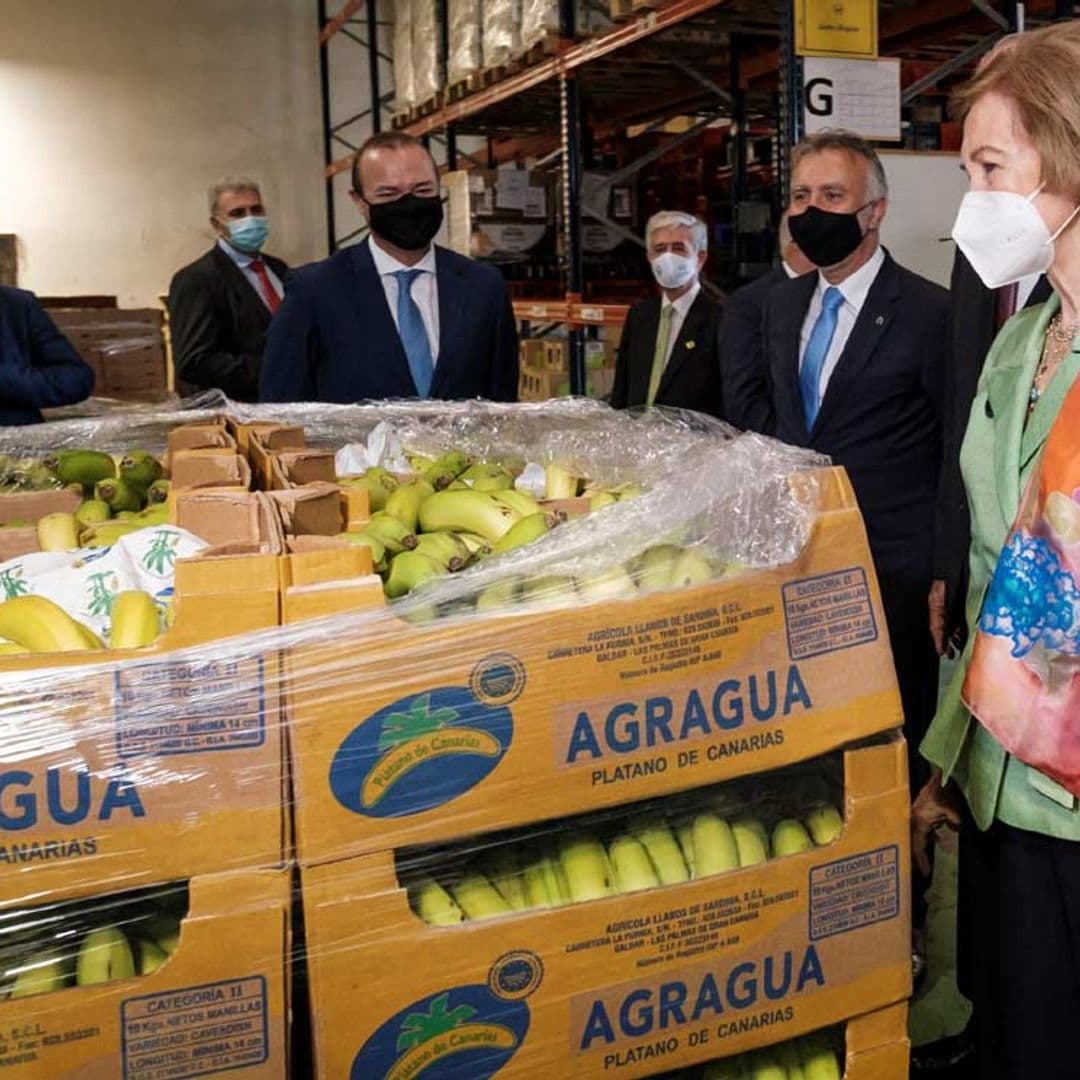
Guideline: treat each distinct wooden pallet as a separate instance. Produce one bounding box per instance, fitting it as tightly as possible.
[446,72,482,102]
[518,34,563,67]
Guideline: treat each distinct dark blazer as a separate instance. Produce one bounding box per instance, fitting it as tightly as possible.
[167,245,290,402]
[609,289,725,418]
[259,240,519,404]
[0,287,94,425]
[721,265,790,431]
[934,252,1051,636]
[761,251,949,583]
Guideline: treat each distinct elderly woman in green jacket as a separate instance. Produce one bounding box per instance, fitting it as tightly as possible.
[915,21,1080,1080]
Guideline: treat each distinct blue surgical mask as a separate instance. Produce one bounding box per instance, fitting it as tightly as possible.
[226,215,269,253]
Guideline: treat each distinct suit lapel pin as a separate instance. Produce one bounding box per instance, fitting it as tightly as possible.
[875,315,884,326]
[685,340,696,350]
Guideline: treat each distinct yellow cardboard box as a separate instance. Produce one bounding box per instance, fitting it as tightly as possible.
[0,868,290,1079]
[285,467,902,866]
[0,487,84,561]
[0,551,285,905]
[302,739,910,1079]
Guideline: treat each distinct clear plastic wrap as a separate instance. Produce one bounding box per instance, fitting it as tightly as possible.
[0,400,910,1078]
[393,0,417,111]
[411,0,443,103]
[482,0,521,67]
[448,0,483,84]
[521,0,559,49]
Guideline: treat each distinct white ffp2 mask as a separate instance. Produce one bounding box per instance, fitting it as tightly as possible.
[952,183,1080,289]
[650,251,698,290]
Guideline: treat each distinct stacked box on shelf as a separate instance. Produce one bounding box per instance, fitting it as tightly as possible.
[50,307,167,401]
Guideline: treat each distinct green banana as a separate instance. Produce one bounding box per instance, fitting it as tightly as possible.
[636,544,682,592]
[109,591,160,649]
[732,818,770,867]
[341,467,399,512]
[132,505,169,525]
[341,531,388,573]
[119,450,163,491]
[692,814,739,878]
[409,877,464,926]
[669,548,716,589]
[475,579,520,614]
[450,874,512,920]
[384,551,447,599]
[460,463,515,491]
[675,820,697,877]
[588,491,619,511]
[772,819,814,858]
[9,952,72,999]
[559,832,613,902]
[79,521,143,548]
[76,926,135,986]
[457,533,493,557]
[777,1041,806,1080]
[418,489,521,544]
[412,532,472,571]
[488,848,528,911]
[141,915,180,955]
[45,449,116,492]
[703,1058,749,1080]
[383,478,436,532]
[146,479,172,506]
[0,596,95,653]
[491,489,542,518]
[805,805,844,846]
[746,1052,787,1080]
[544,463,580,500]
[75,499,112,528]
[801,1044,841,1080]
[364,512,418,555]
[406,452,435,473]
[137,939,169,976]
[424,453,474,490]
[608,835,660,894]
[633,820,690,885]
[518,575,576,611]
[36,512,79,552]
[95,478,143,514]
[576,567,639,603]
[491,511,559,555]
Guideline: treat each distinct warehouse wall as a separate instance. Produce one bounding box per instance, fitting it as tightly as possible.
[0,0,327,307]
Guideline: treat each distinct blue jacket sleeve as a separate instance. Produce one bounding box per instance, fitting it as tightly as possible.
[259,278,316,403]
[487,276,519,402]
[0,297,94,410]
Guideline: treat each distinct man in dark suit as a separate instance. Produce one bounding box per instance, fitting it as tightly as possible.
[722,217,814,431]
[168,179,289,402]
[749,131,950,790]
[610,211,724,417]
[930,253,1050,656]
[260,132,518,404]
[0,287,94,424]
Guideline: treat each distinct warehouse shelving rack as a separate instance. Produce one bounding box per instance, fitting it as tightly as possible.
[317,0,1072,392]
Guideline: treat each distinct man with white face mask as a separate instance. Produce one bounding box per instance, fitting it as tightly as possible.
[609,211,725,417]
[168,178,290,401]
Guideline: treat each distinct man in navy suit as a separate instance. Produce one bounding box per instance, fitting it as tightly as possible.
[260,132,518,403]
[0,287,94,424]
[748,131,950,790]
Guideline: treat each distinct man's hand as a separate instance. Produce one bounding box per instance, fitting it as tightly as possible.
[929,579,948,656]
[912,768,963,877]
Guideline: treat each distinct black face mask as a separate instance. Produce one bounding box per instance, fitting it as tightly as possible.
[787,203,873,268]
[366,192,443,250]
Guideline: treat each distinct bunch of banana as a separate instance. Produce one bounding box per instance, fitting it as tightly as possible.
[0,595,103,653]
[0,454,62,492]
[109,590,163,650]
[406,800,843,927]
[696,1033,843,1080]
[0,894,183,1000]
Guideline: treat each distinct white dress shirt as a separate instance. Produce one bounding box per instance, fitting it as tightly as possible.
[1015,271,1042,312]
[659,280,700,369]
[798,245,885,401]
[217,238,283,309]
[368,239,440,364]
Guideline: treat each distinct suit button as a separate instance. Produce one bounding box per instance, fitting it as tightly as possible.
[985,400,994,418]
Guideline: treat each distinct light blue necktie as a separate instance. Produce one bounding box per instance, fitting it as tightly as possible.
[799,285,844,430]
[391,269,434,398]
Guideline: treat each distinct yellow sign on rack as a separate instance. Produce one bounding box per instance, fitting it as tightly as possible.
[795,0,878,59]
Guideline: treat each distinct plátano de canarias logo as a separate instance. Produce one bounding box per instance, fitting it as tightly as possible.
[351,985,530,1080]
[329,671,516,819]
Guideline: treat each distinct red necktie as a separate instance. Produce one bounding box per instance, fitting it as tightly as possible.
[995,281,1019,330]
[249,259,281,315]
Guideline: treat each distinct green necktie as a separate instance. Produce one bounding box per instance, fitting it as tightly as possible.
[646,304,675,406]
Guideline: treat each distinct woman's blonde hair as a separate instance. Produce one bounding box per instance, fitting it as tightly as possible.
[954,21,1080,198]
